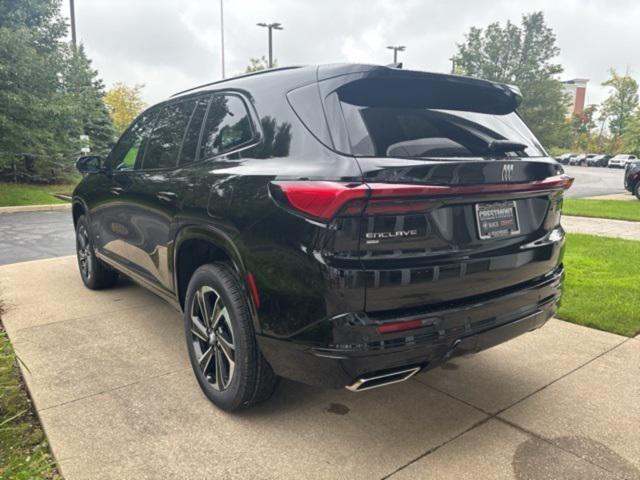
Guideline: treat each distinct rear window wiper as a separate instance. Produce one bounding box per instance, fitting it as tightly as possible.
[487,140,527,155]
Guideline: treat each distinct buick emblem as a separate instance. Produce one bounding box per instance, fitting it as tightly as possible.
[501,163,514,182]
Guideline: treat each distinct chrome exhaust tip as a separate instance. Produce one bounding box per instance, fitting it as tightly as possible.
[346,366,421,392]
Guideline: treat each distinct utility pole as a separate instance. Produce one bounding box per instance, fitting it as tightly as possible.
[449,56,456,74]
[386,45,405,64]
[256,22,283,68]
[220,0,225,79]
[69,0,77,48]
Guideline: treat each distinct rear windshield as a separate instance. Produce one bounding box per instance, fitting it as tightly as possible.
[333,77,546,158]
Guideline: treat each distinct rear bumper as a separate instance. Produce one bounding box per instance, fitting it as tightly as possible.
[257,266,563,388]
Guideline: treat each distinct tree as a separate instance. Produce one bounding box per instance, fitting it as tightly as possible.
[600,69,639,138]
[0,0,113,182]
[104,83,145,135]
[624,111,640,155]
[453,12,569,149]
[245,56,277,73]
[0,0,80,179]
[63,45,116,155]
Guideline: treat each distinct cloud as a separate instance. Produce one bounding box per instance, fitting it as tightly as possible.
[62,0,640,107]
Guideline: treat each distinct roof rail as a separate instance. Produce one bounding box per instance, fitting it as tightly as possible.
[170,65,304,98]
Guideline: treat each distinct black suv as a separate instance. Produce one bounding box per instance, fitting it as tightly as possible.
[624,160,640,199]
[73,64,572,411]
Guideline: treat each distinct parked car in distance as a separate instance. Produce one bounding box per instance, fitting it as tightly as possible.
[569,153,588,166]
[624,161,640,199]
[555,153,575,165]
[609,154,638,168]
[586,154,610,167]
[72,64,573,411]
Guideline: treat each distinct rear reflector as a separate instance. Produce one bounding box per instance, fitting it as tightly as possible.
[246,272,260,309]
[377,319,425,334]
[270,175,573,222]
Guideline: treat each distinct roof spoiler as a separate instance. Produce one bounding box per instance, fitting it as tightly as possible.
[318,65,523,115]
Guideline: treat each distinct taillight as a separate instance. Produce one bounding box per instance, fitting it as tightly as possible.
[270,175,573,222]
[270,181,369,220]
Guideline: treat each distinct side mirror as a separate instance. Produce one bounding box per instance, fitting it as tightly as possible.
[76,155,102,174]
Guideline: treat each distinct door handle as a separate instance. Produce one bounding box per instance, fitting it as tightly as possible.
[110,186,124,195]
[156,191,178,203]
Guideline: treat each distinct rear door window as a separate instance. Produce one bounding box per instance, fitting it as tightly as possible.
[178,96,211,165]
[142,100,197,170]
[199,94,255,160]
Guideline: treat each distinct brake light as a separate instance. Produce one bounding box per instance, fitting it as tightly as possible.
[270,175,573,222]
[270,181,369,220]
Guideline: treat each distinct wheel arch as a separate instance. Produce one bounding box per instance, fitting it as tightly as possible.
[173,226,259,327]
[72,198,89,228]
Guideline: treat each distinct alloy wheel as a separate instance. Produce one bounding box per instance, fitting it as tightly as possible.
[76,225,92,280]
[189,286,236,391]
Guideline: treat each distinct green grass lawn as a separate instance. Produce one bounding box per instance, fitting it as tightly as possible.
[558,233,640,337]
[563,198,640,222]
[0,181,78,207]
[0,318,60,479]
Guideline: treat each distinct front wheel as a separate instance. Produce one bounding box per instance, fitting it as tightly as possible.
[184,263,278,411]
[75,215,118,289]
[634,182,640,201]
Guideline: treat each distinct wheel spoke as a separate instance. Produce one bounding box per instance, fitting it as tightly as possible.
[199,346,214,374]
[214,347,224,388]
[216,333,234,363]
[196,290,211,327]
[211,306,227,331]
[211,296,223,329]
[190,316,208,342]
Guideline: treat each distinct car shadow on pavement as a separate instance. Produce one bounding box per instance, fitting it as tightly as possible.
[513,435,640,480]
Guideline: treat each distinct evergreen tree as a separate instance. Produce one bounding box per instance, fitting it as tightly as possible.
[453,12,569,149]
[0,0,79,168]
[63,45,116,155]
[0,0,114,181]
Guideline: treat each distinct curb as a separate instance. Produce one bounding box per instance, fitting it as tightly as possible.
[0,203,71,214]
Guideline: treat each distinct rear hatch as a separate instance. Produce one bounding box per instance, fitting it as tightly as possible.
[326,69,570,313]
[284,66,572,314]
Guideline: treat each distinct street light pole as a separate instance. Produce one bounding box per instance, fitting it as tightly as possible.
[69,0,77,48]
[256,22,283,68]
[386,45,406,64]
[220,0,225,79]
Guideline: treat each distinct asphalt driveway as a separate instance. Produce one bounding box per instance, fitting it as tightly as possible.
[0,208,74,265]
[0,256,638,479]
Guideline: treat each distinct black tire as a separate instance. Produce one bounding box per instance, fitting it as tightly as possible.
[184,263,278,411]
[75,215,119,289]
[634,182,640,201]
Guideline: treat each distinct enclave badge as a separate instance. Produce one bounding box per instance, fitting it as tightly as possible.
[365,229,419,244]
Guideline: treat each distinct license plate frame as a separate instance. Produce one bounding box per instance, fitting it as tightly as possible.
[475,200,520,240]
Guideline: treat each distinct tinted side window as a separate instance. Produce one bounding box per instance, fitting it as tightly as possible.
[199,95,254,160]
[107,108,158,171]
[179,96,210,165]
[142,100,196,170]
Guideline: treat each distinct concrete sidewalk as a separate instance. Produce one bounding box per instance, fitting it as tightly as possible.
[562,215,640,241]
[1,256,638,479]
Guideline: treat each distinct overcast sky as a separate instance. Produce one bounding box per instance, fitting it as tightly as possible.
[61,0,639,107]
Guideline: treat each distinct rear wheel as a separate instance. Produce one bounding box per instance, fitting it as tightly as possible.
[634,182,640,201]
[75,215,118,289]
[184,263,278,411]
